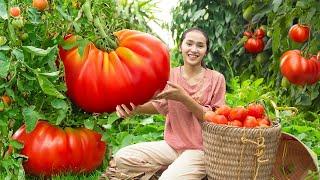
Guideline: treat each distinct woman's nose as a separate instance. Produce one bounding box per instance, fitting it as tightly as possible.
[191,45,198,52]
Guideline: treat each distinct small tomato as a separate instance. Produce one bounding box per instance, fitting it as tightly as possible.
[32,0,48,11]
[243,116,259,128]
[229,107,248,121]
[215,105,231,118]
[204,111,216,122]
[10,7,21,17]
[228,120,243,127]
[247,103,265,118]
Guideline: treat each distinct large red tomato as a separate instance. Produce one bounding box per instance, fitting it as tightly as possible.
[11,121,106,176]
[280,50,320,85]
[288,24,310,43]
[59,30,170,113]
[247,103,265,119]
[244,38,264,54]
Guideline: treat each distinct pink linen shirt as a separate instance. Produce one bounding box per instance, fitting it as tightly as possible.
[152,66,226,151]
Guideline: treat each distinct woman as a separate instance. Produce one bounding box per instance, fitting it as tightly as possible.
[113,27,226,179]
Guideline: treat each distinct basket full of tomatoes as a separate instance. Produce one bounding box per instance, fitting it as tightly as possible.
[202,103,281,180]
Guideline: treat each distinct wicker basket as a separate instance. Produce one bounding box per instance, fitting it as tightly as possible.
[202,121,281,180]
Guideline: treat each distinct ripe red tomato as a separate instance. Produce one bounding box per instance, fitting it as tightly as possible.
[288,24,310,43]
[247,103,265,118]
[254,28,265,39]
[9,7,21,17]
[1,95,11,106]
[257,117,271,127]
[204,111,216,122]
[244,38,264,54]
[243,31,252,38]
[229,107,248,121]
[32,0,48,11]
[280,50,320,85]
[59,30,170,113]
[243,116,259,128]
[228,120,243,127]
[11,121,106,176]
[212,114,228,124]
[215,105,231,117]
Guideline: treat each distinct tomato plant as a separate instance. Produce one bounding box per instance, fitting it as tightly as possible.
[59,30,170,113]
[288,24,310,43]
[11,121,106,176]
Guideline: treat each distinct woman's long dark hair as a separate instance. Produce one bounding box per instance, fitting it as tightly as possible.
[180,27,210,68]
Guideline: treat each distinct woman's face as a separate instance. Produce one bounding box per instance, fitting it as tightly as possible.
[180,30,207,67]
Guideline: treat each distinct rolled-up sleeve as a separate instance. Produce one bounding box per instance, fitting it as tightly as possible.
[203,73,226,112]
[151,99,168,115]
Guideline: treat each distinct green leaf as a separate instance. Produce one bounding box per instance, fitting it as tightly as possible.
[22,46,55,56]
[0,46,10,51]
[51,99,67,109]
[38,71,60,77]
[12,49,24,62]
[36,74,65,99]
[0,58,10,78]
[23,106,41,133]
[0,0,8,20]
[9,140,24,149]
[272,0,282,12]
[84,119,95,130]
[27,8,41,24]
[140,117,154,125]
[108,113,120,125]
[56,109,66,125]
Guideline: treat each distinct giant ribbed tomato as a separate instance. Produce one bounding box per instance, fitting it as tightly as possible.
[288,24,310,43]
[11,121,106,176]
[59,29,170,113]
[280,50,320,85]
[244,37,264,54]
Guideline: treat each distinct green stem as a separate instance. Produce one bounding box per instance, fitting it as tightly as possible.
[82,0,93,22]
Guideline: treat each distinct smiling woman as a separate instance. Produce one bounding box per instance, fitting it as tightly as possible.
[107,27,227,179]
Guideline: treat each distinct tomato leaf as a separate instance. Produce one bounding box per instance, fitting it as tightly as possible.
[23,106,41,133]
[9,140,24,149]
[0,56,10,78]
[36,74,65,99]
[0,0,8,20]
[22,46,55,56]
[84,119,94,130]
[56,109,67,125]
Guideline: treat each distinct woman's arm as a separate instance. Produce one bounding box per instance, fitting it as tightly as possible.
[116,101,158,118]
[155,81,205,121]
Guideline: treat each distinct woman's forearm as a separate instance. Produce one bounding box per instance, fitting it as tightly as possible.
[134,101,158,115]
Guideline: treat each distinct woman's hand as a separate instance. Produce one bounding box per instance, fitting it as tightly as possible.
[154,81,189,102]
[115,103,136,118]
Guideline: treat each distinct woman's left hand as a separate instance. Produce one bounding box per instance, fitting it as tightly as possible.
[154,81,188,102]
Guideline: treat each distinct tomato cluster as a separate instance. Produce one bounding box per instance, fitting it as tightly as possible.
[279,24,320,85]
[243,27,265,54]
[204,103,271,128]
[280,50,320,85]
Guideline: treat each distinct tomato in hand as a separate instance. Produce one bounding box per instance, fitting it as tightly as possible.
[59,30,170,113]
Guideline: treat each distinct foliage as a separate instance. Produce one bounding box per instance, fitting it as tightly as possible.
[0,0,159,179]
[171,0,320,111]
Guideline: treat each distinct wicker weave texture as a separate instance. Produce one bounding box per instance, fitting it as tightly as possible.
[202,122,281,180]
